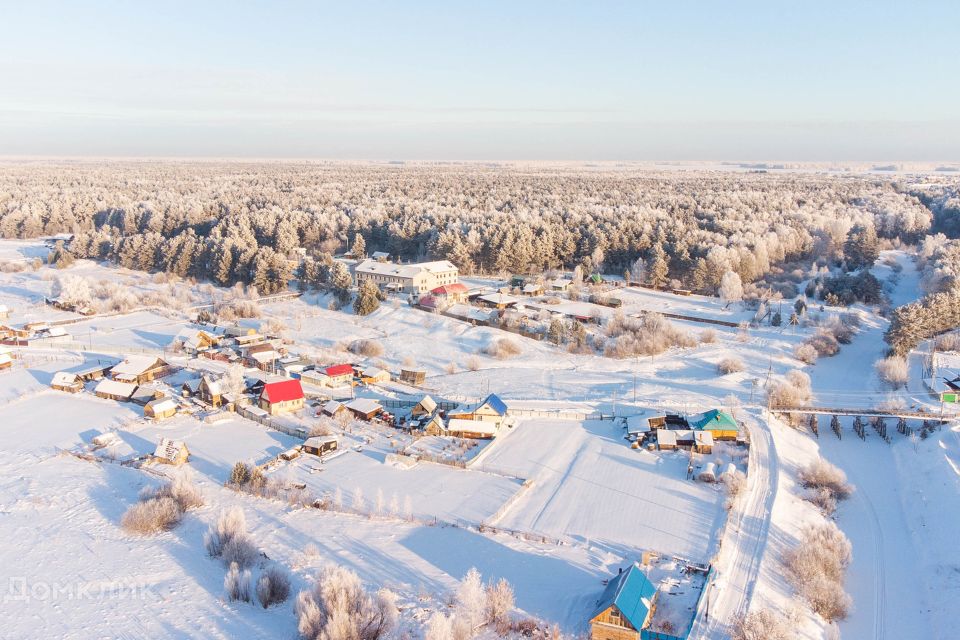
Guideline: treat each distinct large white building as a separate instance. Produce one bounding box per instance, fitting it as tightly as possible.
[353,259,459,294]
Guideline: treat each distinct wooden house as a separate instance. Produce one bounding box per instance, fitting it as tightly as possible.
[50,371,83,393]
[172,328,219,353]
[429,283,469,304]
[74,363,111,381]
[246,342,281,371]
[303,435,339,457]
[692,430,714,454]
[411,395,437,418]
[550,278,572,292]
[656,430,677,451]
[589,564,658,640]
[131,384,163,406]
[344,398,382,421]
[153,438,189,465]
[258,379,305,415]
[448,393,508,425]
[110,356,170,385]
[94,379,137,401]
[144,397,179,420]
[421,414,447,435]
[359,366,390,384]
[323,364,355,387]
[0,346,12,370]
[321,400,347,418]
[688,409,739,440]
[198,375,224,407]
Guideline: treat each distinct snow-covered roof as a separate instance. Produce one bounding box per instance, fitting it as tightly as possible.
[154,438,187,461]
[657,430,678,446]
[355,258,457,279]
[446,304,497,323]
[322,400,344,415]
[416,395,437,414]
[304,435,339,448]
[478,293,520,306]
[146,397,178,413]
[446,418,497,436]
[361,366,388,379]
[111,355,164,378]
[345,398,382,415]
[51,371,80,386]
[95,379,137,398]
[522,283,542,293]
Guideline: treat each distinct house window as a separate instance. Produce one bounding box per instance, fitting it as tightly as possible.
[608,609,625,627]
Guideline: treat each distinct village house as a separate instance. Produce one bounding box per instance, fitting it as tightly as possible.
[153,438,189,465]
[95,378,137,401]
[321,400,347,418]
[110,355,170,385]
[0,345,12,370]
[50,371,83,393]
[144,397,179,420]
[172,327,219,354]
[521,282,544,296]
[131,384,163,406]
[688,409,739,440]
[344,397,382,421]
[625,410,667,440]
[589,564,658,640]
[476,292,519,310]
[198,375,224,407]
[353,258,459,294]
[656,429,677,451]
[303,435,339,457]
[258,379,305,415]
[429,283,470,305]
[74,363,112,382]
[371,250,390,262]
[448,393,508,425]
[359,366,390,385]
[246,342,281,371]
[420,414,447,436]
[324,364,355,387]
[550,277,573,292]
[411,395,437,418]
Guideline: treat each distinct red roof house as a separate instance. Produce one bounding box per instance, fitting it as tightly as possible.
[430,283,469,303]
[259,379,305,415]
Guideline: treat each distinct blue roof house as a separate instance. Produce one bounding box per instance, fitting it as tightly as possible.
[589,564,658,639]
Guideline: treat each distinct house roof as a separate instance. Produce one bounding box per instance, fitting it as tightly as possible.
[431,283,469,296]
[51,371,80,386]
[480,393,508,416]
[146,397,178,413]
[95,379,137,398]
[345,398,382,415]
[325,364,354,377]
[111,355,164,378]
[689,409,738,431]
[354,258,457,279]
[154,438,188,461]
[522,283,542,293]
[416,395,437,414]
[657,430,678,445]
[261,379,304,403]
[304,435,339,448]
[322,400,344,415]
[591,564,657,631]
[201,375,223,395]
[446,418,497,436]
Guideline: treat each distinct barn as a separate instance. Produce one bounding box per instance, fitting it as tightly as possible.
[144,397,179,420]
[399,368,427,386]
[359,366,390,384]
[259,379,305,415]
[51,371,83,393]
[94,379,137,401]
[303,435,339,457]
[153,438,189,465]
[344,398,382,421]
[321,400,347,418]
[589,564,658,640]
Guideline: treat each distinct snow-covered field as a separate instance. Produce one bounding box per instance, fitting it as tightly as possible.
[1,238,958,639]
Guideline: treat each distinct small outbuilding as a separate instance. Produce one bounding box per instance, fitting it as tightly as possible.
[94,379,137,401]
[399,368,427,386]
[321,400,347,418]
[656,429,677,451]
[198,375,224,407]
[359,367,390,384]
[51,371,83,393]
[144,397,179,420]
[411,395,437,418]
[344,398,382,421]
[446,418,497,439]
[303,435,339,457]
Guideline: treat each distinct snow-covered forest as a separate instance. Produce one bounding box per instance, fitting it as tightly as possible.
[1,162,956,293]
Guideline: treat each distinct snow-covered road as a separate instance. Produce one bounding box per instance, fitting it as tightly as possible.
[688,410,778,639]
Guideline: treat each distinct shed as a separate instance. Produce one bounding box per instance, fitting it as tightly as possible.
[303,436,339,457]
[360,367,390,384]
[51,371,83,393]
[344,398,382,420]
[399,368,427,386]
[322,400,347,418]
[446,418,497,439]
[144,397,179,420]
[692,430,714,454]
[656,429,677,451]
[94,379,137,401]
[153,438,189,465]
[131,385,163,406]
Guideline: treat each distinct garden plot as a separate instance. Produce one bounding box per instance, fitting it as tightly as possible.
[120,415,300,483]
[0,390,139,455]
[65,310,188,350]
[479,418,726,562]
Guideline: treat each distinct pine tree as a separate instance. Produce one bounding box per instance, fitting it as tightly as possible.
[547,317,567,345]
[353,279,381,316]
[649,245,669,288]
[351,233,367,259]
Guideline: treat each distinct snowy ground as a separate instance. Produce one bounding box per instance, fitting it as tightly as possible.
[1,240,957,638]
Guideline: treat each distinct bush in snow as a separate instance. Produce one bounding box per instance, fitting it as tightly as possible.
[205,507,258,568]
[803,487,838,515]
[717,357,745,375]
[256,564,292,608]
[935,331,960,352]
[294,564,397,640]
[721,469,747,509]
[805,331,840,357]
[874,355,908,389]
[784,522,853,622]
[767,369,813,408]
[224,561,252,603]
[731,608,792,640]
[798,458,853,505]
[121,496,182,534]
[349,339,384,358]
[229,461,252,486]
[699,328,717,344]
[793,343,818,365]
[154,470,204,511]
[485,577,515,631]
[464,355,482,371]
[482,337,522,359]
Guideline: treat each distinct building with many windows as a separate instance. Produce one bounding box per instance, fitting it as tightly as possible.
[353,259,459,294]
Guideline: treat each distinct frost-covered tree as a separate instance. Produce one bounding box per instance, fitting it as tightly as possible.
[719,270,743,304]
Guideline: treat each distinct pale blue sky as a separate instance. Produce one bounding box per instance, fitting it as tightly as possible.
[1,0,958,160]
